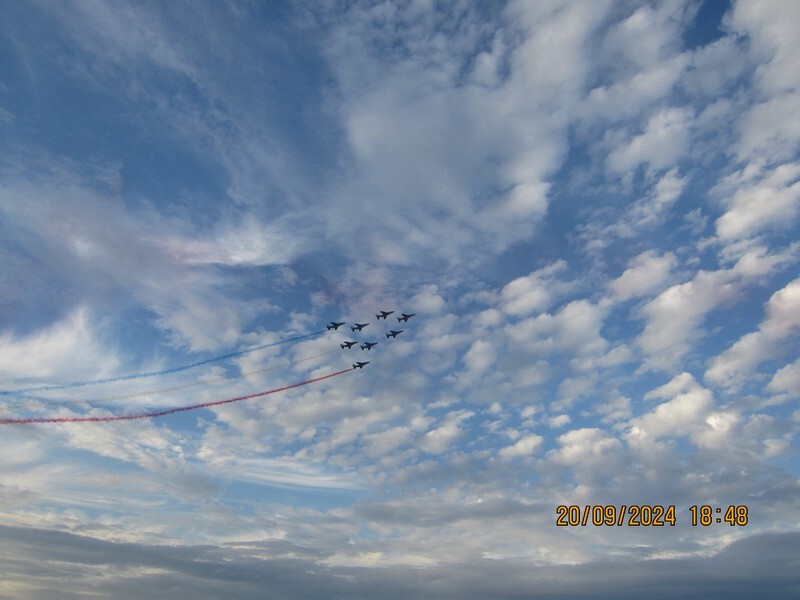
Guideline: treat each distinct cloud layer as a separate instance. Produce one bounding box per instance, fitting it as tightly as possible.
[1,0,799,597]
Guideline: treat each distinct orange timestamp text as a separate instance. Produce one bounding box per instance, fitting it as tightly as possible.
[555,504,749,527]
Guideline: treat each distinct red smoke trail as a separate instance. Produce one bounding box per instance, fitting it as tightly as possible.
[0,368,353,425]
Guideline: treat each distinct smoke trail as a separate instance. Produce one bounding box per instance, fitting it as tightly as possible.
[18,350,340,405]
[0,330,326,396]
[0,368,354,425]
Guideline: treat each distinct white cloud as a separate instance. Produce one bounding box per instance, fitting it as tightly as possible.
[0,163,280,351]
[410,285,447,315]
[556,376,593,405]
[628,168,687,226]
[500,260,570,316]
[767,358,800,397]
[682,36,748,97]
[693,410,740,451]
[715,162,800,242]
[497,434,543,459]
[579,167,689,249]
[323,0,611,267]
[737,96,800,165]
[463,339,496,377]
[636,266,755,371]
[0,307,119,383]
[644,371,699,400]
[727,243,799,276]
[627,374,715,446]
[360,426,414,460]
[706,278,800,389]
[607,106,694,174]
[578,0,692,122]
[204,455,359,490]
[548,414,571,428]
[548,427,621,466]
[596,2,688,76]
[582,55,688,122]
[593,394,632,424]
[704,331,772,390]
[609,250,677,300]
[469,29,506,88]
[60,420,186,474]
[508,300,608,358]
[759,277,800,338]
[418,411,474,455]
[728,0,800,163]
[163,217,303,267]
[728,0,800,93]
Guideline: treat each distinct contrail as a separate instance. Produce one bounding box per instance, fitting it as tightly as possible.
[0,367,354,425]
[16,350,339,405]
[0,330,326,396]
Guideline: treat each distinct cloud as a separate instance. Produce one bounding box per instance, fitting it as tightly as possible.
[715,162,800,242]
[728,0,800,163]
[0,158,294,351]
[498,434,543,459]
[162,217,303,267]
[2,524,799,600]
[507,300,609,357]
[768,358,800,398]
[500,261,571,316]
[607,107,694,174]
[418,410,474,455]
[582,55,688,122]
[320,0,611,269]
[0,307,119,384]
[547,427,622,470]
[628,168,687,226]
[682,36,748,98]
[628,373,714,447]
[609,250,677,300]
[409,285,447,315]
[463,339,496,377]
[636,268,734,371]
[706,277,800,389]
[3,2,800,596]
[49,0,193,76]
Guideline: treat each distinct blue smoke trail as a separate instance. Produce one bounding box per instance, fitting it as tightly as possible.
[0,330,326,395]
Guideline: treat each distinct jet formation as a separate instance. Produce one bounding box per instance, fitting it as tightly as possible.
[330,309,415,370]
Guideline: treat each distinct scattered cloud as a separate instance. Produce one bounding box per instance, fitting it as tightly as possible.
[1,1,798,597]
[609,250,677,301]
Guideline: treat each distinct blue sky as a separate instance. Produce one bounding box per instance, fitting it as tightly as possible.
[1,0,799,597]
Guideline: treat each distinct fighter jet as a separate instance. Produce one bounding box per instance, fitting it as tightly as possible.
[397,313,416,322]
[360,342,378,350]
[351,323,369,332]
[340,341,357,349]
[376,310,394,320]
[327,321,345,331]
[352,361,370,369]
[385,330,404,338]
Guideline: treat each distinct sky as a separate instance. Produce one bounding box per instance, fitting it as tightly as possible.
[1,0,799,597]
